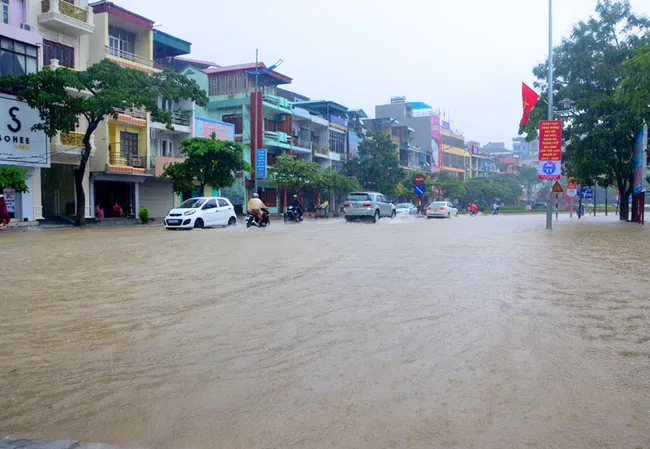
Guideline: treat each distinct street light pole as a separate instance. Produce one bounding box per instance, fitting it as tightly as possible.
[546,0,554,230]
[254,48,259,195]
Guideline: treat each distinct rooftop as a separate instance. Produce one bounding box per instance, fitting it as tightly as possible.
[204,62,292,84]
[90,1,154,29]
[153,29,191,59]
[294,100,348,115]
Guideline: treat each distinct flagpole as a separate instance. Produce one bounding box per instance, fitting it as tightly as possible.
[546,0,554,230]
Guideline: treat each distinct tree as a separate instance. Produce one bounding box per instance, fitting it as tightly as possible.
[269,154,321,194]
[356,132,405,194]
[518,166,539,204]
[317,168,361,207]
[0,59,208,226]
[433,171,466,201]
[519,0,650,220]
[162,133,251,195]
[0,166,29,193]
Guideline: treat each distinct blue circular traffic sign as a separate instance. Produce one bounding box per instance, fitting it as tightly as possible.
[543,162,557,175]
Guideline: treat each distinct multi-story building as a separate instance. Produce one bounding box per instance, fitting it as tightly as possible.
[374,97,440,173]
[0,0,56,223]
[183,61,293,214]
[443,146,471,180]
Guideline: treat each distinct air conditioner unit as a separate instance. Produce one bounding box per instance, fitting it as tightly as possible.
[21,23,32,31]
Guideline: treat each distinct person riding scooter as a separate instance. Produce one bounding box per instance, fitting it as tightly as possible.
[247,193,269,225]
[469,203,478,215]
[291,194,303,221]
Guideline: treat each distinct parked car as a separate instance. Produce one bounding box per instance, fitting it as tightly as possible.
[343,192,396,223]
[164,197,237,229]
[395,203,418,216]
[532,202,548,210]
[426,201,459,219]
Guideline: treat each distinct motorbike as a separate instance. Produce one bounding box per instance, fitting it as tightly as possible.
[246,208,270,228]
[492,207,500,215]
[283,205,303,223]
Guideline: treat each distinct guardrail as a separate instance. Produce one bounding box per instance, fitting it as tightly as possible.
[105,45,153,67]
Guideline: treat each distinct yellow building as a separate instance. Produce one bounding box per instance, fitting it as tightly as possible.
[442,146,471,180]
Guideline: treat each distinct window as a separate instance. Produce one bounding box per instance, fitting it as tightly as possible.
[0,38,38,77]
[43,40,75,68]
[161,99,173,111]
[108,26,136,56]
[218,198,229,208]
[203,199,217,209]
[329,130,346,154]
[120,131,139,159]
[222,114,243,134]
[2,0,8,24]
[260,189,277,207]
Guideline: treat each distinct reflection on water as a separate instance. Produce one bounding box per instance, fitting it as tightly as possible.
[1,215,649,449]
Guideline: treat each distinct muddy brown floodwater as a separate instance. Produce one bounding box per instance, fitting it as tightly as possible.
[1,214,649,449]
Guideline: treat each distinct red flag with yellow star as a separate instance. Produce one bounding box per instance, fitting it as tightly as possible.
[521,82,539,126]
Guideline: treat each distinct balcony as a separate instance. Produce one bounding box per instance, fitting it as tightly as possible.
[107,148,150,175]
[105,46,154,73]
[111,108,147,127]
[263,95,292,115]
[51,131,96,162]
[263,131,291,149]
[314,147,330,158]
[291,138,316,154]
[38,0,94,36]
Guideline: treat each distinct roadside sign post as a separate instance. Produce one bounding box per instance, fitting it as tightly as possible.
[551,181,563,221]
[414,184,426,197]
[567,178,577,218]
[538,120,563,230]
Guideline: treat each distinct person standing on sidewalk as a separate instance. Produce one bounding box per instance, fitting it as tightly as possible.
[0,194,10,229]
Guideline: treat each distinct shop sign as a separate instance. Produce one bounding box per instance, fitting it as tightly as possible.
[0,94,49,167]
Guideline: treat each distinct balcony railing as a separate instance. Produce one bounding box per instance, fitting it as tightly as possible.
[105,45,153,67]
[263,94,292,111]
[170,110,190,126]
[42,0,88,22]
[263,131,291,146]
[114,107,147,120]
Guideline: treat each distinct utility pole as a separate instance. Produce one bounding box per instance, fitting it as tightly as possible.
[546,0,554,230]
[254,48,259,195]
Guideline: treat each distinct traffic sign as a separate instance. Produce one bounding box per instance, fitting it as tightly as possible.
[538,160,561,180]
[581,187,593,199]
[567,179,577,197]
[255,149,267,179]
[414,184,426,196]
[567,188,577,197]
[552,181,564,193]
[414,174,425,185]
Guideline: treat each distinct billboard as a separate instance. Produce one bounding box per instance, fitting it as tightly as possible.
[539,120,562,161]
[194,116,235,141]
[0,95,49,168]
[430,114,441,141]
[538,160,561,180]
[633,124,647,196]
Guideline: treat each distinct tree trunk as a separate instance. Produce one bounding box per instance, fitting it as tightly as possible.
[620,196,629,221]
[74,122,98,227]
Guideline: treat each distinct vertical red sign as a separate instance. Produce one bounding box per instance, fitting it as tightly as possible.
[538,120,562,161]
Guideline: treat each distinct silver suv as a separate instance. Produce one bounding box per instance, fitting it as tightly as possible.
[343,192,396,223]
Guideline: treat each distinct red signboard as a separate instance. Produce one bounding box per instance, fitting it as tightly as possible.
[414,174,425,185]
[539,120,562,161]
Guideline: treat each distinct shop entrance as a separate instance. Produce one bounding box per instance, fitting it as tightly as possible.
[94,181,135,218]
[41,164,76,220]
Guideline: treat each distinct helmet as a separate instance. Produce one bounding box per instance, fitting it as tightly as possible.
[293,194,298,198]
[253,192,259,198]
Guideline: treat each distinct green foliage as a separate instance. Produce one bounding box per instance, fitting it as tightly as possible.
[433,171,466,200]
[317,168,362,207]
[518,0,650,220]
[0,59,208,226]
[269,154,321,192]
[518,165,539,203]
[463,176,523,207]
[0,166,29,193]
[162,133,251,194]
[355,133,405,194]
[138,206,149,224]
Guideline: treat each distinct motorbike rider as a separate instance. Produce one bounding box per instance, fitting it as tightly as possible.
[470,203,478,215]
[247,192,267,223]
[292,194,303,221]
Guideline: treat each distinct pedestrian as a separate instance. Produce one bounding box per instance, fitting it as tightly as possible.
[95,203,105,219]
[113,201,125,217]
[0,194,10,229]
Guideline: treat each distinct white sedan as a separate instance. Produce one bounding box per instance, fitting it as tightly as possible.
[426,201,459,219]
[164,197,237,229]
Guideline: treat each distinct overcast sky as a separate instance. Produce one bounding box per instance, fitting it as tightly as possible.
[132,0,650,148]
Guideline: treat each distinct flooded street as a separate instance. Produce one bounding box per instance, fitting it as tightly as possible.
[1,215,649,449]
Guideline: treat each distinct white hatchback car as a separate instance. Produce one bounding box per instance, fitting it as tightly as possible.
[426,201,459,219]
[164,197,237,229]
